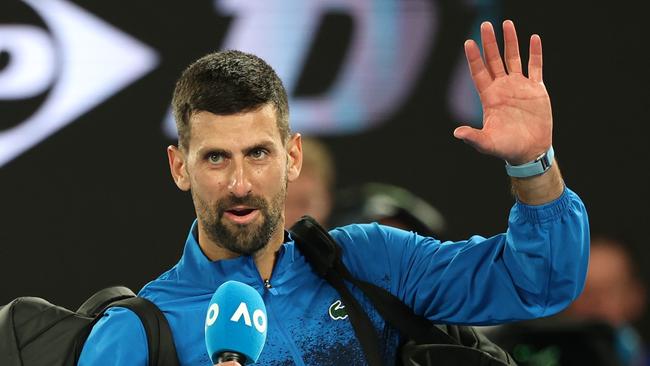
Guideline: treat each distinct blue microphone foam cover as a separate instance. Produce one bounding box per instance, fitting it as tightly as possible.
[205,281,268,364]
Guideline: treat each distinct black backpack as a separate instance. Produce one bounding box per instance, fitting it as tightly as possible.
[487,318,624,365]
[290,216,516,366]
[0,286,179,366]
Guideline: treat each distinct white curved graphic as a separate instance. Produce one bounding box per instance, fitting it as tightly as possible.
[0,0,159,167]
[0,25,56,99]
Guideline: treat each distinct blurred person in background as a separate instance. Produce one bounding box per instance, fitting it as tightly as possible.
[488,235,649,366]
[285,136,335,228]
[563,235,648,365]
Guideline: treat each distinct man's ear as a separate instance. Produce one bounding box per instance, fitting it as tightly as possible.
[286,133,303,182]
[167,145,191,191]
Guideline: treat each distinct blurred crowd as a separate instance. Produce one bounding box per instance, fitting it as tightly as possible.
[287,136,650,366]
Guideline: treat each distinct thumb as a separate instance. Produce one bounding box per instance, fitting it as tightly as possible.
[453,125,481,144]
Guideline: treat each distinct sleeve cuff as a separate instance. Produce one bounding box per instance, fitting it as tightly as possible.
[514,186,573,224]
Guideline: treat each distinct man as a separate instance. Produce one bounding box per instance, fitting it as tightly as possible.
[284,137,335,228]
[565,236,646,327]
[487,236,647,365]
[78,20,589,365]
[564,236,648,365]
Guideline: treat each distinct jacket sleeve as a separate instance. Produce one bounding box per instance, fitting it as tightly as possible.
[332,187,589,325]
[77,307,149,366]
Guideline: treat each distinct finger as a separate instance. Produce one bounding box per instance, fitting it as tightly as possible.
[453,126,490,153]
[464,40,492,94]
[480,22,506,78]
[503,20,522,74]
[528,34,543,82]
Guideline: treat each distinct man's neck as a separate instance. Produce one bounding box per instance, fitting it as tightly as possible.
[197,225,286,281]
[252,236,284,281]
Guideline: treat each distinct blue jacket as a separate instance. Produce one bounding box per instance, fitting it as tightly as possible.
[78,188,589,365]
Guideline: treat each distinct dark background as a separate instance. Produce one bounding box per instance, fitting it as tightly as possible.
[2,0,648,342]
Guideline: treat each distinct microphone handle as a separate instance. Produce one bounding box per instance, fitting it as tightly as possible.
[217,351,247,364]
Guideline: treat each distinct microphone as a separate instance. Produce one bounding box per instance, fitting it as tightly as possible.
[205,281,268,364]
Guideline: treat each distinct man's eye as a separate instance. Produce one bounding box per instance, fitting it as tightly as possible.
[250,149,267,160]
[208,153,224,164]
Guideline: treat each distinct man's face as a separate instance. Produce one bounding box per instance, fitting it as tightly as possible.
[285,169,332,228]
[168,104,302,257]
[566,241,646,325]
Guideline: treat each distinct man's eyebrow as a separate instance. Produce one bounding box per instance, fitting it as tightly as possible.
[196,140,276,157]
[243,141,275,154]
[197,147,230,158]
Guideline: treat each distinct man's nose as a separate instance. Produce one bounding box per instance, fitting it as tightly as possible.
[227,161,252,197]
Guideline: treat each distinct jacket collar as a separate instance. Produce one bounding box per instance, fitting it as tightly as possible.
[174,220,297,292]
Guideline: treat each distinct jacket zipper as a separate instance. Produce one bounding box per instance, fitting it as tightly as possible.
[264,290,306,366]
[260,269,305,365]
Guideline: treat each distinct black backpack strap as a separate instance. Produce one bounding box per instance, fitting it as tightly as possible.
[346,275,459,345]
[106,297,180,366]
[291,216,385,366]
[291,217,463,359]
[77,286,136,317]
[324,268,385,366]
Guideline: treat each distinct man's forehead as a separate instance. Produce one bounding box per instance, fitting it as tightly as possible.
[188,107,283,150]
[190,101,278,120]
[190,105,277,125]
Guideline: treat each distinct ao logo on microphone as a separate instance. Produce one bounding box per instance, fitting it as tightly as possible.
[205,302,267,334]
[0,0,158,167]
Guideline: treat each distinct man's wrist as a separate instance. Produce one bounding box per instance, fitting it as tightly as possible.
[511,163,564,205]
[505,146,554,178]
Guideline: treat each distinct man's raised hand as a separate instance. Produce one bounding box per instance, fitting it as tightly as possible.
[454,20,552,165]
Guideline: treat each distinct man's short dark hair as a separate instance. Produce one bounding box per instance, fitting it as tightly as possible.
[172,50,290,150]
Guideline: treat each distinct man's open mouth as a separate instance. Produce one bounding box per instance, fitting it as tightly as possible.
[227,208,255,216]
[223,206,260,224]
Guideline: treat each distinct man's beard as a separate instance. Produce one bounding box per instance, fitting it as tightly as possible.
[194,186,285,257]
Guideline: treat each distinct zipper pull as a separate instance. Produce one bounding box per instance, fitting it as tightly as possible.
[263,279,278,295]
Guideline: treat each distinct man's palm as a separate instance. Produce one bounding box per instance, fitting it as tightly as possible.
[454,21,552,165]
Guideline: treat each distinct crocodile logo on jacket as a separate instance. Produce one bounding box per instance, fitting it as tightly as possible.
[328,300,348,320]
